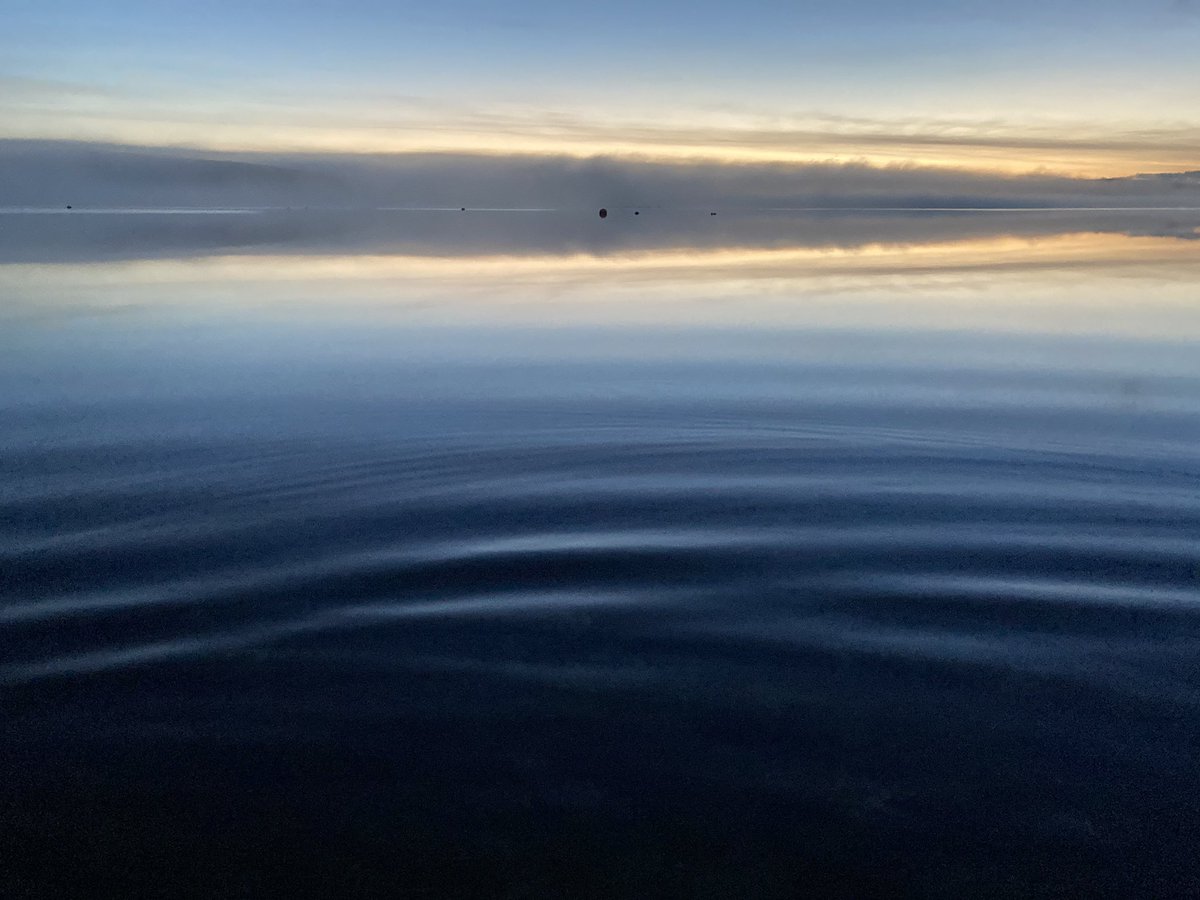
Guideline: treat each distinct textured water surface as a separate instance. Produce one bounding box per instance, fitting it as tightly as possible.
[2,211,1199,898]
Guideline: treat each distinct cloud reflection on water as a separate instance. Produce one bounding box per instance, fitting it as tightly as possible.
[2,208,1198,342]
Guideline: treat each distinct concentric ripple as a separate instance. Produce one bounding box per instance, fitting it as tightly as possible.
[3,343,1200,897]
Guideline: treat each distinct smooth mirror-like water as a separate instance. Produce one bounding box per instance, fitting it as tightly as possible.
[3,210,1199,897]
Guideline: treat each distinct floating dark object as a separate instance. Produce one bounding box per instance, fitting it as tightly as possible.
[66,205,72,210]
[634,210,640,215]
[710,211,717,216]
[598,208,608,218]
[461,207,466,211]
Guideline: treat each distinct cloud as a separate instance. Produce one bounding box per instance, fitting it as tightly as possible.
[0,76,117,100]
[3,139,1198,214]
[4,83,1199,175]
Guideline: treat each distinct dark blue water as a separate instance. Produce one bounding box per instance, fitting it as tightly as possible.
[2,211,1200,897]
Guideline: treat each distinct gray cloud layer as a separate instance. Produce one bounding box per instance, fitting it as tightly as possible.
[3,140,1200,212]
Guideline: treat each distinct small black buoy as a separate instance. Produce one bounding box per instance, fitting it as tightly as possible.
[598,208,608,218]
[461,207,466,211]
[634,210,639,215]
[709,211,716,216]
[66,205,72,210]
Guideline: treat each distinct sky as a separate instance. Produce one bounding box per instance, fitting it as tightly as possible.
[2,0,1198,190]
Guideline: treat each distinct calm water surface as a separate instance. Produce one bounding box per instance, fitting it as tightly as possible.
[2,210,1199,897]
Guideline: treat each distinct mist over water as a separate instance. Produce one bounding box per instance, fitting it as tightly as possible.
[2,210,1200,897]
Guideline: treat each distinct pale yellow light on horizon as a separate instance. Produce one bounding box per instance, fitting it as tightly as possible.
[5,105,1200,178]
